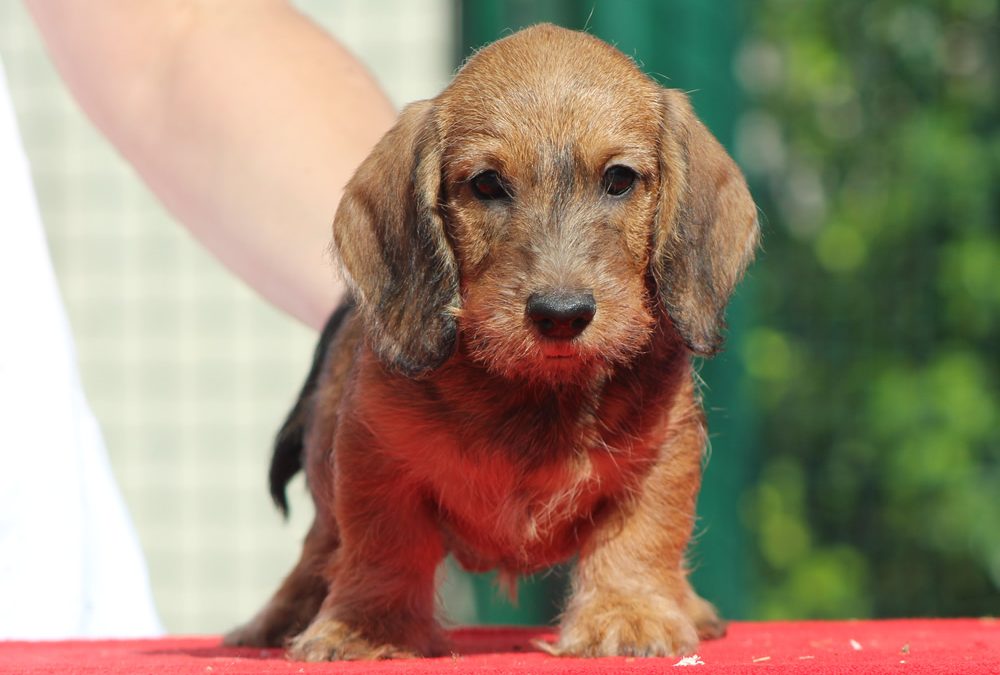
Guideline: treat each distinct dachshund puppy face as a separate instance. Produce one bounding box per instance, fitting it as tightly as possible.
[333,25,758,381]
[437,37,663,383]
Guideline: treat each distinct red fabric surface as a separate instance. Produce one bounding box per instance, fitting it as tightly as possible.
[1,620,997,674]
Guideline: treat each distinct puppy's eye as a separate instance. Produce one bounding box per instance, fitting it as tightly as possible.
[603,165,637,197]
[470,170,510,201]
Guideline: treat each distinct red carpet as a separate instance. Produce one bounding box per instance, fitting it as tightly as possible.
[1,620,997,674]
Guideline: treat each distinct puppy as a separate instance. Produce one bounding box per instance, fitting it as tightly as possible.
[225,23,758,660]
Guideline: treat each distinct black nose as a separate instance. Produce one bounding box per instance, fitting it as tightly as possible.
[526,291,596,339]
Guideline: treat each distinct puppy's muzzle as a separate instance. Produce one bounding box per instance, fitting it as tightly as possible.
[526,291,596,340]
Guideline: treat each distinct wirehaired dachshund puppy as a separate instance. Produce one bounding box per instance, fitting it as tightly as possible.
[225,23,758,660]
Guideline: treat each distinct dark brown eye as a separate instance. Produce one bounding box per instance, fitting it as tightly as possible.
[470,170,510,201]
[603,165,637,197]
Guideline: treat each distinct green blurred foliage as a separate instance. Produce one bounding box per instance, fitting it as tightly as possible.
[739,0,1000,617]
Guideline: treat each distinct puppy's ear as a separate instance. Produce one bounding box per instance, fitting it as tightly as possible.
[333,100,458,376]
[652,90,759,356]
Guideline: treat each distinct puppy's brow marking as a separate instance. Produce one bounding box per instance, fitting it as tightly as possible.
[227,23,758,662]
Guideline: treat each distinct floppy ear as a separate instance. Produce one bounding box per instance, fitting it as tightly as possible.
[332,100,459,376]
[652,89,759,356]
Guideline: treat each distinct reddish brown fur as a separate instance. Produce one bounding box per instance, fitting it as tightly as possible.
[225,24,758,661]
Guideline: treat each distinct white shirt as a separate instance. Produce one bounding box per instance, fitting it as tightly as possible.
[0,58,162,639]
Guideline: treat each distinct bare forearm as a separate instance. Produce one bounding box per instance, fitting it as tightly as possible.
[26,0,396,329]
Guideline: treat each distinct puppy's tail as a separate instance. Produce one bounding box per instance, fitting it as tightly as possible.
[269,301,354,517]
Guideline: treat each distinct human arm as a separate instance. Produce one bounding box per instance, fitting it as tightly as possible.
[25,0,397,329]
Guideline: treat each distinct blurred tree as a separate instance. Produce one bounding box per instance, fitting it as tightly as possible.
[739,0,1000,617]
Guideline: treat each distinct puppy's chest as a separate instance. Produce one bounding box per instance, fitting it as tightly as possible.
[369,382,658,572]
[353,347,688,571]
[437,436,642,573]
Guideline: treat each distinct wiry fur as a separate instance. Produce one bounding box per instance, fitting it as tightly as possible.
[225,24,758,661]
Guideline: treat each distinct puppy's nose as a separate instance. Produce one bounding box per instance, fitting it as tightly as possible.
[526,291,596,339]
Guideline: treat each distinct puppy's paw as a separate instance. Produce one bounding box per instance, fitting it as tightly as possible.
[223,605,316,648]
[682,591,727,641]
[223,621,278,648]
[287,616,442,661]
[551,594,699,658]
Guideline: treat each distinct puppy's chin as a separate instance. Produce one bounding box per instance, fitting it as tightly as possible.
[455,303,656,387]
[538,339,577,359]
[529,340,603,385]
[460,332,612,388]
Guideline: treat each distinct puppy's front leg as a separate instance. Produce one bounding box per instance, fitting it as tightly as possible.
[555,414,723,657]
[288,429,445,661]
